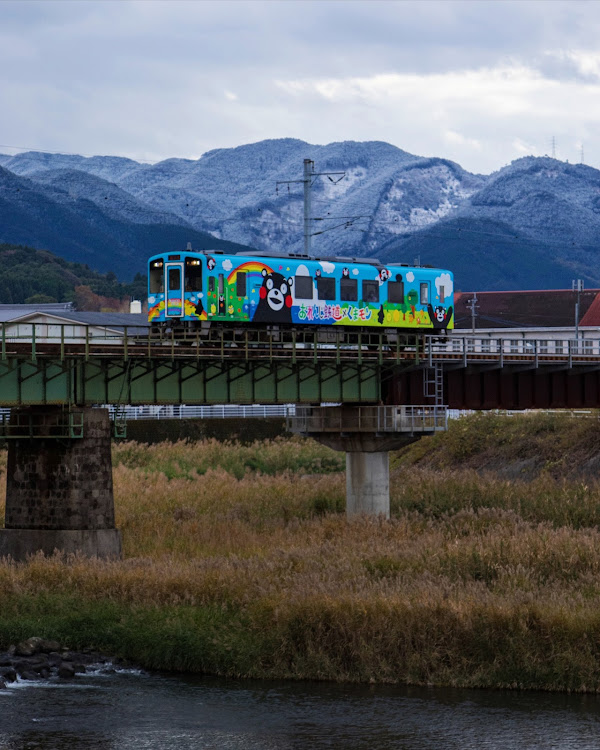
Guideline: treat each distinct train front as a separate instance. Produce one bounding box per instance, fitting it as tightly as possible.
[147,251,205,325]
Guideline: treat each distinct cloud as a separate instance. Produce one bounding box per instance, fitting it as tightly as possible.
[2,1,600,171]
[435,272,453,298]
[406,271,415,283]
[319,261,335,274]
[222,258,232,271]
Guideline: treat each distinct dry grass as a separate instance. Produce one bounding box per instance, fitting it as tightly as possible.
[2,421,600,688]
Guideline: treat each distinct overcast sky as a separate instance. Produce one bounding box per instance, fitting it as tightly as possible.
[2,0,600,173]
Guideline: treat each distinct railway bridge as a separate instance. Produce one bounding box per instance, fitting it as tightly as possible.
[1,323,600,561]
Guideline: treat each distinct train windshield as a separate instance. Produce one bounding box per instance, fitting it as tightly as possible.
[149,259,164,293]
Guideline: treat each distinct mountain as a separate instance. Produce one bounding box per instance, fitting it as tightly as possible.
[2,141,600,290]
[0,140,484,261]
[0,166,255,279]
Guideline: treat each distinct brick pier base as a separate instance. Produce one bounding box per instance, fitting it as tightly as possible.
[0,407,122,561]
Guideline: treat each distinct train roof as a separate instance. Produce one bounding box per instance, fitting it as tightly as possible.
[234,249,384,266]
[149,248,444,271]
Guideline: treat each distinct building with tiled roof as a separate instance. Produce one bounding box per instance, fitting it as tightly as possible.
[454,289,600,330]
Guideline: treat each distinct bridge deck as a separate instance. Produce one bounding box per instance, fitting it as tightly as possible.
[1,325,600,407]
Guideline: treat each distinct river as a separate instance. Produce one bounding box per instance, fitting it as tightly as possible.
[1,666,599,749]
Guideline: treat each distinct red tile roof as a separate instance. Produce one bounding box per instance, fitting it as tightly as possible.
[453,289,600,329]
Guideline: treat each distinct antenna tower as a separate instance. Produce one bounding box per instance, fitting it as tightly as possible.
[551,136,556,159]
[581,143,585,164]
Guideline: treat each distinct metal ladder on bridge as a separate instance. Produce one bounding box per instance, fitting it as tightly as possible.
[423,363,444,406]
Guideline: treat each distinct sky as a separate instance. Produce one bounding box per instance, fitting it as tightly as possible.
[2,0,600,174]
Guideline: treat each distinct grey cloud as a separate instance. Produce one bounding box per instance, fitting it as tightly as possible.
[2,0,600,171]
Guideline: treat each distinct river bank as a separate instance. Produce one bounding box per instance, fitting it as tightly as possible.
[2,416,600,691]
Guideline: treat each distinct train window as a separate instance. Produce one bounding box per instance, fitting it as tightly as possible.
[439,285,445,303]
[168,267,181,292]
[340,277,357,302]
[185,257,202,292]
[388,281,404,304]
[236,272,247,297]
[149,260,163,293]
[317,277,336,300]
[362,280,379,303]
[208,276,215,293]
[420,283,429,305]
[218,274,224,294]
[295,275,313,299]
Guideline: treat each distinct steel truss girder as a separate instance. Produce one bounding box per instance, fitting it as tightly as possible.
[0,355,382,406]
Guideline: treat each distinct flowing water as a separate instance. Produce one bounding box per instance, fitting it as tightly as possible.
[1,667,599,749]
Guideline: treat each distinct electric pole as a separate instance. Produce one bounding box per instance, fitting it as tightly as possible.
[276,159,345,254]
[467,292,479,333]
[573,279,584,342]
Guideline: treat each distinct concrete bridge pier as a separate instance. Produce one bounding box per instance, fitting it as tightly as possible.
[288,406,445,518]
[346,451,391,518]
[0,407,122,561]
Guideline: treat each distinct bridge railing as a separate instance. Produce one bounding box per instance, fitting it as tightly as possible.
[289,405,448,434]
[2,322,600,367]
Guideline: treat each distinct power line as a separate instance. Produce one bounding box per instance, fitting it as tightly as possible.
[276,158,347,253]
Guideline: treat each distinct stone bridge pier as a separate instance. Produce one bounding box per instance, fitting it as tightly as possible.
[288,405,447,519]
[0,407,122,561]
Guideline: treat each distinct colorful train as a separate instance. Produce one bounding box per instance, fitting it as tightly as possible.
[147,248,454,333]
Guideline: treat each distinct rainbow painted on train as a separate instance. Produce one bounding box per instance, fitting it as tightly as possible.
[147,250,454,331]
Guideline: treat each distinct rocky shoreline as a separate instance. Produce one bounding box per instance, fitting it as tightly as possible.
[0,637,131,687]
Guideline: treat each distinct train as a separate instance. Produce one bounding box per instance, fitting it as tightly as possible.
[147,247,454,335]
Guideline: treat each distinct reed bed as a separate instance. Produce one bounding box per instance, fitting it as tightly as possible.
[2,419,600,690]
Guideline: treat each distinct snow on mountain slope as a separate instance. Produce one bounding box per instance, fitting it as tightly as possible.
[0,151,143,182]
[1,140,481,258]
[28,169,191,227]
[4,141,600,290]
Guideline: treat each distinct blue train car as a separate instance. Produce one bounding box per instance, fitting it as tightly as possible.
[148,249,454,332]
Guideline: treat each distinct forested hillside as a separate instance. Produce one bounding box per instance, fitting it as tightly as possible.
[0,243,146,307]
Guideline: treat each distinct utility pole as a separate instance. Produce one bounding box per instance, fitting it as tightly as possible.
[573,279,584,342]
[551,136,556,159]
[276,159,345,254]
[466,292,479,334]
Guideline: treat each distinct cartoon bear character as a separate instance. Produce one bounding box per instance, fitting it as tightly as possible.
[378,268,391,285]
[342,267,350,278]
[253,269,294,323]
[218,295,226,315]
[315,269,321,278]
[427,304,453,331]
[207,257,216,271]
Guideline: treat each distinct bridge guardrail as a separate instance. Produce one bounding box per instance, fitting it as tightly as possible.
[289,405,448,434]
[2,323,600,367]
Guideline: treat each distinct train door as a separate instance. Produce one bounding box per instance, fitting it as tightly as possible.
[165,262,184,318]
[217,273,227,316]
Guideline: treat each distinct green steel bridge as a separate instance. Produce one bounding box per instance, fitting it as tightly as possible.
[1,323,600,410]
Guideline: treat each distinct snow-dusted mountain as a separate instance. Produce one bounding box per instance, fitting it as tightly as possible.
[0,165,253,278]
[2,139,600,289]
[0,139,484,258]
